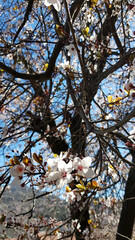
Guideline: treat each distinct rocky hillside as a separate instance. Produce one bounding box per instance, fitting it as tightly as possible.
[0,185,69,220]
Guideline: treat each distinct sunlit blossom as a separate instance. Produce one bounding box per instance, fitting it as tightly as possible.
[47,159,73,188]
[73,157,94,179]
[44,0,61,11]
[9,163,25,185]
[47,152,68,168]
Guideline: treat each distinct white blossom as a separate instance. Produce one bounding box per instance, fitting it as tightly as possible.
[47,152,68,168]
[9,163,25,185]
[66,44,77,56]
[47,159,73,188]
[73,156,94,179]
[44,0,61,11]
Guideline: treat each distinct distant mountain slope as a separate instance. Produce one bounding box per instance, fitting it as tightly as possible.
[0,185,69,220]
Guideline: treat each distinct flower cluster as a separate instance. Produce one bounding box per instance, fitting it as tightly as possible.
[107,80,135,108]
[46,153,94,189]
[9,153,95,191]
[9,156,35,186]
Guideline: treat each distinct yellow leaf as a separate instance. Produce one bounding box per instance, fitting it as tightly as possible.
[124,86,130,94]
[43,63,48,71]
[10,158,14,166]
[39,154,43,162]
[66,186,71,192]
[114,97,122,105]
[92,180,98,188]
[79,180,84,186]
[76,184,86,191]
[87,181,98,189]
[13,156,19,165]
[88,219,92,225]
[109,164,114,170]
[108,95,122,106]
[55,25,64,37]
[93,200,98,205]
[13,6,18,10]
[91,0,98,6]
[23,156,29,165]
[108,95,113,103]
[48,166,51,171]
[82,27,89,37]
[10,157,20,166]
[33,153,43,165]
[92,0,98,3]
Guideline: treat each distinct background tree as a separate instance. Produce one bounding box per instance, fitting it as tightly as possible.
[0,0,135,239]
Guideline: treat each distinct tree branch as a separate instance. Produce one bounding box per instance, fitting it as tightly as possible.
[99,48,135,83]
[13,0,34,43]
[93,107,135,135]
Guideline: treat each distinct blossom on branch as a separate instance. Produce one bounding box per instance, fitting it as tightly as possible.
[46,153,94,189]
[44,0,61,12]
[9,163,25,185]
[124,81,135,93]
[73,156,94,179]
[47,159,73,188]
[66,44,77,56]
[47,152,67,168]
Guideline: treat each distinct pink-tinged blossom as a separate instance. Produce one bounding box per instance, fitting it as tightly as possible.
[66,44,77,56]
[124,81,135,92]
[71,219,81,230]
[9,163,25,185]
[47,160,73,188]
[44,0,61,11]
[73,157,94,179]
[47,152,68,168]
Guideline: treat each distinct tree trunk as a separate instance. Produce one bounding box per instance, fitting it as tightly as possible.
[116,151,135,240]
[70,195,90,240]
[69,113,90,239]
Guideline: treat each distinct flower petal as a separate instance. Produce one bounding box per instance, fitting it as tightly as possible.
[53,2,61,11]
[58,160,66,171]
[44,0,51,6]
[84,168,94,179]
[82,157,92,168]
[47,171,61,181]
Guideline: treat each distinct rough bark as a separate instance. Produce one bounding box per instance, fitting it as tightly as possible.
[116,150,135,240]
[69,113,90,239]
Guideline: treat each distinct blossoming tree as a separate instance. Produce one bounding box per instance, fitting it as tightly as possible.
[0,0,135,239]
